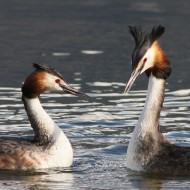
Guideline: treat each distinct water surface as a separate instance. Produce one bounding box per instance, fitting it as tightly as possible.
[0,0,190,189]
[0,86,189,189]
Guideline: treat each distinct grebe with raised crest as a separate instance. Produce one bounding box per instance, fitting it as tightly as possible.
[124,25,190,175]
[0,63,88,170]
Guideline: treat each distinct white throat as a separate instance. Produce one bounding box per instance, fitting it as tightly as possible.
[126,74,165,170]
[22,96,73,167]
[23,96,60,143]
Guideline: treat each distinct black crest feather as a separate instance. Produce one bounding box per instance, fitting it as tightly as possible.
[128,25,165,48]
[128,25,147,46]
[33,63,64,80]
[128,25,165,68]
[149,25,165,44]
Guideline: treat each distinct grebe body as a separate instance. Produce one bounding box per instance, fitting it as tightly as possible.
[125,26,190,175]
[0,63,88,170]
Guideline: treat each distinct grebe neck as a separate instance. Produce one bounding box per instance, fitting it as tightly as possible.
[137,74,165,135]
[127,74,166,170]
[22,95,61,145]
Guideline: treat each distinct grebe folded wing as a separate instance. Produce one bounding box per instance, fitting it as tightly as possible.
[145,139,190,175]
[0,139,42,170]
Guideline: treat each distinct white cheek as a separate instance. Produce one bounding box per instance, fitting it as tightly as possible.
[45,76,62,91]
[140,48,155,74]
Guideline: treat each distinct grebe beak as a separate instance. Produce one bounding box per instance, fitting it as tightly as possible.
[60,84,89,99]
[124,68,142,93]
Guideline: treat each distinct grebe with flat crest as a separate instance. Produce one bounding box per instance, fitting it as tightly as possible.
[0,63,88,170]
[124,25,190,175]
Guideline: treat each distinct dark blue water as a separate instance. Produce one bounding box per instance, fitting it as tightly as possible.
[0,1,189,189]
[0,0,190,90]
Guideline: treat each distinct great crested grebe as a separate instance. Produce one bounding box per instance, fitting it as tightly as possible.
[0,63,88,170]
[124,25,190,175]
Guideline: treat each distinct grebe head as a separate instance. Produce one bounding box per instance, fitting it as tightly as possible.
[124,25,171,93]
[22,63,89,99]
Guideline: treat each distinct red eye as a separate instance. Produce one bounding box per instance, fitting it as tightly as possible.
[143,58,147,63]
[55,79,60,84]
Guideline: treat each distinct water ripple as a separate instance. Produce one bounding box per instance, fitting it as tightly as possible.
[0,86,189,189]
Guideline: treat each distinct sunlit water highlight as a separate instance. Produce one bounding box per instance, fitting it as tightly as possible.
[0,85,189,189]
